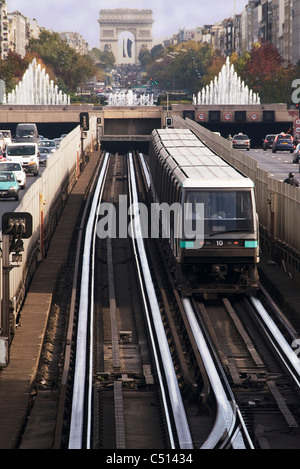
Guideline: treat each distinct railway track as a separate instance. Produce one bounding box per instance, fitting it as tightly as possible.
[16,150,300,450]
[193,294,300,449]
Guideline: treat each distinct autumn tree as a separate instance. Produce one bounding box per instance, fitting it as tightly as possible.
[0,51,28,92]
[240,42,297,104]
[201,53,225,88]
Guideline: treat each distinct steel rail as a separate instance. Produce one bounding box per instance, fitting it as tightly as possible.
[250,296,300,387]
[53,152,104,448]
[128,152,193,449]
[68,152,110,449]
[182,298,242,449]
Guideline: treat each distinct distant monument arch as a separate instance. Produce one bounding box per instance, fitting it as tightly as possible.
[98,9,153,65]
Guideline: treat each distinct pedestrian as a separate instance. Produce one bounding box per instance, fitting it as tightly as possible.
[284,172,299,187]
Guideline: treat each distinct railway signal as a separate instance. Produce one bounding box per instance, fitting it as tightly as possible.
[80,112,89,131]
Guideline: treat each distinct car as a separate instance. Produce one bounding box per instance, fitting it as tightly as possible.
[272,133,294,153]
[0,132,5,153]
[0,161,26,188]
[293,143,300,163]
[38,146,52,165]
[0,171,19,200]
[53,138,62,149]
[262,134,276,150]
[232,133,250,151]
[0,130,12,147]
[38,139,56,153]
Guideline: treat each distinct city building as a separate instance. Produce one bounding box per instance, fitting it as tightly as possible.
[8,11,27,57]
[0,1,9,59]
[60,32,89,55]
[175,0,300,65]
[0,1,299,68]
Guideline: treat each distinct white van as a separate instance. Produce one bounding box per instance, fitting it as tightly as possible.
[6,142,39,176]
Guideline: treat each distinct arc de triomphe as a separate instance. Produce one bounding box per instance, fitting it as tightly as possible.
[98,9,153,65]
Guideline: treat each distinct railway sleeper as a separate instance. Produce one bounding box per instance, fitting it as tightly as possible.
[227,363,267,389]
[267,380,299,432]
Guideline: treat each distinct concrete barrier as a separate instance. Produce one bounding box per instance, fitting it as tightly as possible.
[1,116,98,329]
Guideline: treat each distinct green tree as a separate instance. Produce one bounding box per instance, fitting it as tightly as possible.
[88,47,115,70]
[88,48,115,84]
[151,44,164,60]
[147,41,217,94]
[138,46,152,68]
[27,30,95,92]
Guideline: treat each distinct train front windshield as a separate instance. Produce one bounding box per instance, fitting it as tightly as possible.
[185,190,254,236]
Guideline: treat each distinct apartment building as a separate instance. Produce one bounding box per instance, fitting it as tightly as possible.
[177,0,300,65]
[8,11,27,57]
[0,5,89,60]
[0,1,9,59]
[291,0,300,64]
[60,32,89,55]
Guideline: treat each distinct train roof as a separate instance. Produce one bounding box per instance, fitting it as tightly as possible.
[151,128,254,189]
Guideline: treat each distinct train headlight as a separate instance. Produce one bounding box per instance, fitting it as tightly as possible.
[180,240,195,248]
[244,241,258,248]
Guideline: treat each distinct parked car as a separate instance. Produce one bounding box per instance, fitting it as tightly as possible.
[0,161,26,188]
[38,146,52,165]
[232,133,250,151]
[0,171,19,200]
[293,143,300,163]
[263,134,276,150]
[272,133,294,153]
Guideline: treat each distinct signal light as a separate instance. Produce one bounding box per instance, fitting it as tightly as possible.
[2,212,32,238]
[80,112,89,131]
[166,116,173,127]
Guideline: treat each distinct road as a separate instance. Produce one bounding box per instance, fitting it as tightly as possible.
[0,166,46,229]
[1,144,298,229]
[248,146,299,182]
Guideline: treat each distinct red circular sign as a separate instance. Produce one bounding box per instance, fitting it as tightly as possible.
[251,113,258,120]
[198,112,205,120]
[224,113,231,120]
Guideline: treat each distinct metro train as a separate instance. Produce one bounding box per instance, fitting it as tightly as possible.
[148,128,259,297]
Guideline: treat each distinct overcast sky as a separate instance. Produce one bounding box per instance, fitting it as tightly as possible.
[8,0,248,49]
